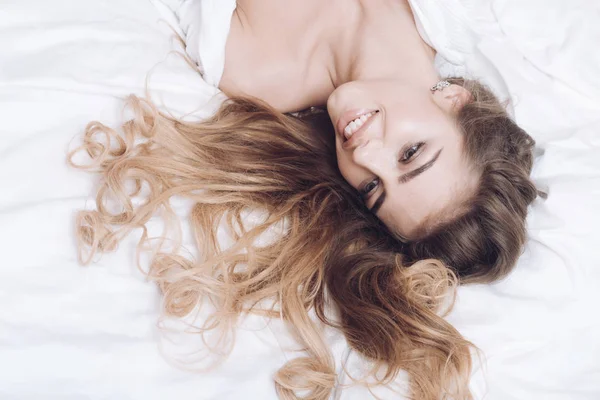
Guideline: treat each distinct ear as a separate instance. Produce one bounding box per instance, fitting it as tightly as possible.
[434,84,472,114]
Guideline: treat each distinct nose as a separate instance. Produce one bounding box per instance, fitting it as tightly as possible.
[352,139,395,178]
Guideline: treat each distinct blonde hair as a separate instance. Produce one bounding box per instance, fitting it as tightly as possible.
[68,78,536,399]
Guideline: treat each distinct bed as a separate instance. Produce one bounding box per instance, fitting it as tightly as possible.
[1,0,599,399]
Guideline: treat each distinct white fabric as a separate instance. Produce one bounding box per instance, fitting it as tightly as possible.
[174,0,511,103]
[408,0,513,108]
[1,1,599,400]
[339,1,600,398]
[176,0,236,87]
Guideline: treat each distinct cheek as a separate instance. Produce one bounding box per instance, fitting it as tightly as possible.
[335,148,362,189]
[327,82,372,119]
[328,82,363,106]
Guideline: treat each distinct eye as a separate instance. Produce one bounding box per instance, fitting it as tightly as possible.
[360,177,380,199]
[400,142,425,163]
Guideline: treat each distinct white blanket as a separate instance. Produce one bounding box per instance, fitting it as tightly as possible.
[1,1,599,399]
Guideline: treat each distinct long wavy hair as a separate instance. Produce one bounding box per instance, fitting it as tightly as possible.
[68,77,538,400]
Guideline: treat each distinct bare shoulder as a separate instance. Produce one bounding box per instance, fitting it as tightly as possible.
[219,0,332,112]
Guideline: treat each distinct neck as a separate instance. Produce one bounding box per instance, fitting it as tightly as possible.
[324,0,439,90]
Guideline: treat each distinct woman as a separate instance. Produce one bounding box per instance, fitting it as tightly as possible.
[69,0,540,399]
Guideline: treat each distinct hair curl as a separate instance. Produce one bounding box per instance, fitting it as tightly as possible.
[68,77,538,400]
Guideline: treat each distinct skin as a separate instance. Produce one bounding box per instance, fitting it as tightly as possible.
[219,0,479,238]
[328,80,477,238]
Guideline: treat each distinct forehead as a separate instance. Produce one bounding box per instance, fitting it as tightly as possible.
[378,136,477,239]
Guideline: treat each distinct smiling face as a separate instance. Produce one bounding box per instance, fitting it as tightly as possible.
[327,79,480,239]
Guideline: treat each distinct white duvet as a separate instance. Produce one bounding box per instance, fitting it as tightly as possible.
[1,1,599,399]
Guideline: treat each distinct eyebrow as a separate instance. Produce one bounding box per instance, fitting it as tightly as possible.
[370,148,443,214]
[398,148,443,184]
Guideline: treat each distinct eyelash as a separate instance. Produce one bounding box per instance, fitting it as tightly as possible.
[359,142,426,201]
[400,142,425,163]
[360,178,380,199]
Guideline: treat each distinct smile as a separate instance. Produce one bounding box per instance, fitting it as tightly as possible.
[343,111,378,140]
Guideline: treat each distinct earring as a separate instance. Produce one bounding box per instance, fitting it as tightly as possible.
[430,80,451,93]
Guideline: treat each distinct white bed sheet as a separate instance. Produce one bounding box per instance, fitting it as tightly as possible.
[0,1,598,399]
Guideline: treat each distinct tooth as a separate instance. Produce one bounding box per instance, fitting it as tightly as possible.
[360,115,367,122]
[350,121,358,131]
[344,125,352,135]
[354,119,364,128]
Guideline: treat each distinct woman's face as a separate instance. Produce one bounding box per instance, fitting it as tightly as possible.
[327,79,479,239]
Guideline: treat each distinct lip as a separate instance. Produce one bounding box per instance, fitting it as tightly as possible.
[336,109,379,149]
